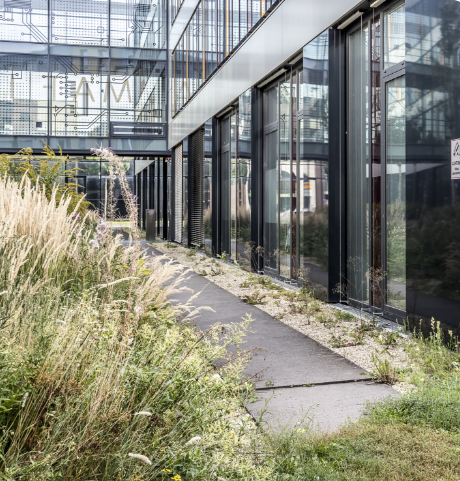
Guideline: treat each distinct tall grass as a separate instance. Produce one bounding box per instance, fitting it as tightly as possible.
[0,168,267,479]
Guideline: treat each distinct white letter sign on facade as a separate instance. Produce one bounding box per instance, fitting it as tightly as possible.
[452,138,460,179]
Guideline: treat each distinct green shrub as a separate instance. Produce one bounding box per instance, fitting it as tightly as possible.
[0,143,91,217]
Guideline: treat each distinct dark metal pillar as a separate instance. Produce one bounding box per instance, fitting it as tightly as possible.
[137,173,142,228]
[142,169,147,230]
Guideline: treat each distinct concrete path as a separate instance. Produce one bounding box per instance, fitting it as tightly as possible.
[128,237,398,431]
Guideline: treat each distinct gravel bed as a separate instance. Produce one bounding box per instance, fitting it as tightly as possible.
[152,241,412,394]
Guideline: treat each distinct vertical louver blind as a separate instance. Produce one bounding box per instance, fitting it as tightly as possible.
[174,143,183,243]
[190,128,204,247]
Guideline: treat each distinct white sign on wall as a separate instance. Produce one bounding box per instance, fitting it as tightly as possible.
[452,138,460,180]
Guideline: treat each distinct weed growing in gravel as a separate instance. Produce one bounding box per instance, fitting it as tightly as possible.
[370,351,399,384]
[186,246,198,258]
[335,310,356,322]
[243,290,266,305]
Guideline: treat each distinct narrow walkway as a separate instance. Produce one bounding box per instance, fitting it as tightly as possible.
[130,237,398,431]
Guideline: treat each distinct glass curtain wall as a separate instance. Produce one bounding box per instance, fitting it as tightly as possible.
[220,88,251,265]
[221,115,231,255]
[0,0,167,153]
[263,85,279,273]
[385,75,406,310]
[238,89,252,269]
[262,31,329,289]
[298,31,329,296]
[345,1,406,315]
[405,0,460,327]
[172,0,284,116]
[279,76,291,279]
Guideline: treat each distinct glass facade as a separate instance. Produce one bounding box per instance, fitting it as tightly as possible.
[220,88,251,267]
[171,0,280,116]
[171,0,186,26]
[348,24,369,304]
[406,0,460,328]
[261,31,329,293]
[0,0,168,210]
[0,0,167,209]
[298,31,329,296]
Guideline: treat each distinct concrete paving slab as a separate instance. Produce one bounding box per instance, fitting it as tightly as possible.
[119,237,398,430]
[246,382,399,431]
[136,241,371,387]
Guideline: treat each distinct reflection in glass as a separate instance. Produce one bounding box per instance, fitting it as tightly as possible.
[50,56,109,137]
[264,84,279,272]
[51,0,108,46]
[371,14,382,308]
[110,0,166,48]
[298,31,329,295]
[238,89,252,270]
[221,117,231,256]
[280,77,291,278]
[110,59,166,123]
[384,2,405,69]
[348,25,369,303]
[386,75,406,310]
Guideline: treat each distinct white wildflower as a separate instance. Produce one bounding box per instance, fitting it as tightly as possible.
[185,436,202,446]
[128,453,152,465]
[21,392,29,408]
[134,411,152,416]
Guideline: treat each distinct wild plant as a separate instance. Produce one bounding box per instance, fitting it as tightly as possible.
[370,351,398,384]
[0,150,264,480]
[0,143,91,217]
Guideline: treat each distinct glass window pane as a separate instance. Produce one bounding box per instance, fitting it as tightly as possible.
[280,77,291,278]
[265,85,278,126]
[298,31,329,295]
[50,56,108,137]
[0,55,48,136]
[238,89,252,270]
[0,0,48,43]
[386,75,406,310]
[110,0,166,48]
[384,2,405,69]
[51,0,108,46]
[264,129,279,272]
[110,59,166,123]
[348,25,370,303]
